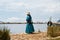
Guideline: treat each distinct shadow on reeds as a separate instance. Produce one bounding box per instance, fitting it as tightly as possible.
[47,24,60,40]
[0,26,10,40]
[47,38,60,40]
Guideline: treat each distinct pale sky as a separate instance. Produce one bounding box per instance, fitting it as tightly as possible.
[0,0,60,22]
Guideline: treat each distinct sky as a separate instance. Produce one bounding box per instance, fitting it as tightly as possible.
[0,0,60,22]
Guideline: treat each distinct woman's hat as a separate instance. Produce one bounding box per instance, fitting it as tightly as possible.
[26,11,30,15]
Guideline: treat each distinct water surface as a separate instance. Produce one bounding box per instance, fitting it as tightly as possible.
[0,24,47,34]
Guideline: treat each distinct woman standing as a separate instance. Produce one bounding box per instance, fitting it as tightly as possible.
[25,11,35,34]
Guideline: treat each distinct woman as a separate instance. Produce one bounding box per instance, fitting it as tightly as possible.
[25,12,35,34]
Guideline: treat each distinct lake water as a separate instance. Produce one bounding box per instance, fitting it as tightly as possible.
[0,24,47,34]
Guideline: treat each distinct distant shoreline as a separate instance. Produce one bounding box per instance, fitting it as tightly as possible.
[0,23,46,24]
[0,22,60,24]
[0,22,47,24]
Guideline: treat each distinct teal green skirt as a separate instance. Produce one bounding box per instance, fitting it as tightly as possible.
[25,23,34,34]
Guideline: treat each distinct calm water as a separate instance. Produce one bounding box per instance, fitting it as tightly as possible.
[0,24,47,34]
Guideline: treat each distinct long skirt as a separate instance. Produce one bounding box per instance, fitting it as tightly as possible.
[25,23,34,34]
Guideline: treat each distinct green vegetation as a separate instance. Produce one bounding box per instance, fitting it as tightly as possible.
[0,27,10,40]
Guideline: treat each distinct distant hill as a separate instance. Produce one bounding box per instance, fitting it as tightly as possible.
[57,20,60,22]
[0,21,3,23]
